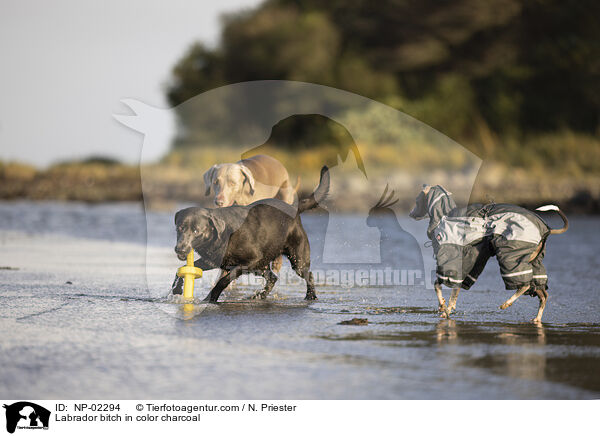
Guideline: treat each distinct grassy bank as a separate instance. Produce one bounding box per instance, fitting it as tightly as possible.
[0,160,142,202]
[2,134,599,214]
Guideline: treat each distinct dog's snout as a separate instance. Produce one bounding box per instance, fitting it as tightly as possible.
[174,245,188,260]
[215,197,233,207]
[409,205,424,220]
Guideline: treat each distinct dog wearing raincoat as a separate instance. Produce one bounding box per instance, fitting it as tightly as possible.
[409,185,568,323]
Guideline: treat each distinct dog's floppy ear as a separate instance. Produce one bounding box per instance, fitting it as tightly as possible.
[239,164,255,195]
[409,186,431,220]
[203,165,218,196]
[174,210,181,225]
[208,213,227,237]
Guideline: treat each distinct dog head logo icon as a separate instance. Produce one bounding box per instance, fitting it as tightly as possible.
[3,402,50,433]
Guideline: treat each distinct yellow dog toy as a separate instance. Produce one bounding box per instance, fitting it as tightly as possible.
[176,251,203,300]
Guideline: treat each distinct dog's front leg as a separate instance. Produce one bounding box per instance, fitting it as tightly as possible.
[170,273,184,295]
[203,267,244,303]
[434,282,450,318]
[499,284,530,310]
[171,258,213,295]
[447,287,461,313]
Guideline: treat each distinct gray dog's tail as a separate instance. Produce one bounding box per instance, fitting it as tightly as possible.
[536,204,569,235]
[298,166,330,214]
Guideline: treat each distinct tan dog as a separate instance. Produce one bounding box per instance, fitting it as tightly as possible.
[203,154,295,207]
[203,154,297,277]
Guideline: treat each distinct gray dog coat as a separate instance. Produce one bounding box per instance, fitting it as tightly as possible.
[411,186,550,291]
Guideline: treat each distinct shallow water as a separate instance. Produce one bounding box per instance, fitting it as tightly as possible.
[0,201,598,399]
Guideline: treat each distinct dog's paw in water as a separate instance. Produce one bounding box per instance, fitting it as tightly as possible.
[437,303,451,318]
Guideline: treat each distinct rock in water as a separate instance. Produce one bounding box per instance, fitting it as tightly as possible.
[338,318,368,326]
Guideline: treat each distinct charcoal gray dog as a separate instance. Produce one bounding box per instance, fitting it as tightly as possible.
[410,185,568,323]
[172,166,329,302]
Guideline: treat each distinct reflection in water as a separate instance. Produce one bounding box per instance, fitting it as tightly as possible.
[502,324,546,381]
[431,320,600,393]
[436,319,458,343]
[317,311,600,396]
[181,303,198,320]
[436,320,548,382]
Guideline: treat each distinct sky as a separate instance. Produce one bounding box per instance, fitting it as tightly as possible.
[0,0,261,167]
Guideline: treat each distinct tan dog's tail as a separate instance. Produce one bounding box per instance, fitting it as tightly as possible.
[536,205,569,235]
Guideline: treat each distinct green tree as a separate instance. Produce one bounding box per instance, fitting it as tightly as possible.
[166,0,600,152]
